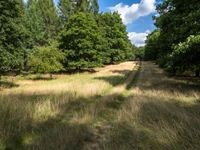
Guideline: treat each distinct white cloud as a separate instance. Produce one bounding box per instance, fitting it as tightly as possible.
[128,30,151,47]
[109,0,156,25]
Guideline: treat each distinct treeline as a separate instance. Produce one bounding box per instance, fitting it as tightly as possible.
[145,0,200,77]
[0,0,134,75]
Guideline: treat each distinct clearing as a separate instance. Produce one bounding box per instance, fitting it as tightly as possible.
[0,61,200,150]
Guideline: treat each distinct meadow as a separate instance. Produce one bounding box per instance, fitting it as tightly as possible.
[0,61,200,150]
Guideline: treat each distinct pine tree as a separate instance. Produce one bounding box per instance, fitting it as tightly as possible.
[25,0,46,45]
[59,0,99,22]
[25,0,60,45]
[0,0,27,73]
[89,0,99,14]
[37,0,60,40]
[59,0,74,21]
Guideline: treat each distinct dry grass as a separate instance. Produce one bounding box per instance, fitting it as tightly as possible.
[0,61,200,150]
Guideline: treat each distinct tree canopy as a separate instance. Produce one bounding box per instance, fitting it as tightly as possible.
[59,12,103,69]
[0,0,134,75]
[0,0,27,73]
[145,0,200,76]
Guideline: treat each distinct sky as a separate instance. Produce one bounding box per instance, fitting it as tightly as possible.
[99,0,161,47]
[54,0,162,47]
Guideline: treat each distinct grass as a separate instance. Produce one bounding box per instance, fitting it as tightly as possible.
[0,61,200,150]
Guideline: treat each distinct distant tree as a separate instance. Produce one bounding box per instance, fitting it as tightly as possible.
[28,42,64,77]
[134,47,145,60]
[59,12,103,69]
[144,30,160,60]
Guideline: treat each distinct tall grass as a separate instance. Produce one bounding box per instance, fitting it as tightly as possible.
[0,61,200,150]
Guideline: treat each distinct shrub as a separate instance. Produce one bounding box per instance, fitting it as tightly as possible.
[28,42,64,75]
[171,34,200,76]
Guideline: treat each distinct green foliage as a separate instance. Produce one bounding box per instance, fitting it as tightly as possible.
[0,0,28,73]
[59,12,103,69]
[171,34,200,76]
[25,0,46,46]
[145,30,160,60]
[37,0,60,40]
[148,0,200,76]
[1,0,134,74]
[89,0,99,14]
[0,49,13,74]
[59,0,74,21]
[134,47,145,60]
[59,0,99,22]
[97,12,133,64]
[25,0,59,46]
[28,42,64,73]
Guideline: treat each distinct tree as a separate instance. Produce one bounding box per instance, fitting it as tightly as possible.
[28,42,64,77]
[89,0,99,14]
[37,0,60,41]
[134,47,145,60]
[97,12,133,64]
[59,0,74,21]
[25,0,46,46]
[59,0,99,22]
[145,30,160,60]
[0,0,27,74]
[153,0,200,75]
[25,0,59,45]
[59,12,103,69]
[171,35,200,76]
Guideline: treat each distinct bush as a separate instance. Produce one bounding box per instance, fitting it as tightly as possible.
[28,42,64,74]
[171,34,200,76]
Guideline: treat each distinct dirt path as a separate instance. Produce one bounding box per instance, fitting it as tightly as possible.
[135,61,168,88]
[111,62,140,94]
[132,61,200,96]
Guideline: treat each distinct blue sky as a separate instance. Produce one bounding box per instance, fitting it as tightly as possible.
[54,0,162,46]
[99,0,156,33]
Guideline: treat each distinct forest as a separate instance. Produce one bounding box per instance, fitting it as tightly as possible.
[144,0,200,77]
[0,0,135,76]
[0,0,200,150]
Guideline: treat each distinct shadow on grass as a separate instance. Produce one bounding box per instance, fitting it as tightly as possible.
[28,76,55,81]
[94,75,127,86]
[139,63,200,94]
[111,69,131,75]
[137,95,200,149]
[0,80,19,89]
[1,62,200,149]
[1,89,200,149]
[0,91,128,150]
[62,68,98,75]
